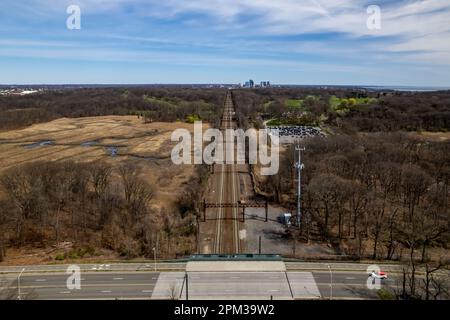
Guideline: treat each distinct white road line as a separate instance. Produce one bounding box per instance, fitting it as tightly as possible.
[113,277,124,280]
[59,291,71,294]
[142,290,153,293]
[35,279,46,282]
[101,290,112,293]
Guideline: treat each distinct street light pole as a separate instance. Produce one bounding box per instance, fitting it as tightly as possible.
[152,247,157,271]
[17,268,25,300]
[327,265,333,300]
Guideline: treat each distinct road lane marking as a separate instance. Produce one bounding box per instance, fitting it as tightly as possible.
[113,277,124,280]
[142,290,153,293]
[35,279,46,282]
[59,291,71,294]
[101,290,112,293]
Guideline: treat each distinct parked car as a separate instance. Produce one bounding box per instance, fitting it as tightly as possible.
[278,213,292,226]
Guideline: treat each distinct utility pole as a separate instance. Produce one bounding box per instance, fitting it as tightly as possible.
[295,146,305,230]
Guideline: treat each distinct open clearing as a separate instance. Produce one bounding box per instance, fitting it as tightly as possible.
[0,115,210,207]
[0,116,197,167]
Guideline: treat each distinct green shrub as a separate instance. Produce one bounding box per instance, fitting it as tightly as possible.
[55,253,65,261]
[377,288,395,300]
[67,250,80,259]
[186,114,201,123]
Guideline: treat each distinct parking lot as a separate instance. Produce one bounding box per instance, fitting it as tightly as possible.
[268,126,325,143]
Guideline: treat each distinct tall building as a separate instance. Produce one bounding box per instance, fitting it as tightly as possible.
[242,79,270,88]
[243,79,255,88]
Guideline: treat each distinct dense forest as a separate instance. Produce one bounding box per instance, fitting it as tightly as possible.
[263,133,449,256]
[233,88,450,132]
[0,87,226,130]
[0,161,208,262]
[256,132,450,299]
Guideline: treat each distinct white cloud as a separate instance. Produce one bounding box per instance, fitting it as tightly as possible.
[3,0,450,65]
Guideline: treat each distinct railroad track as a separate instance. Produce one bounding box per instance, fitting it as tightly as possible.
[213,91,241,254]
[231,161,240,253]
[213,163,225,253]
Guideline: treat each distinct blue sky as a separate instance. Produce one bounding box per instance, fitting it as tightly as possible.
[1,0,450,86]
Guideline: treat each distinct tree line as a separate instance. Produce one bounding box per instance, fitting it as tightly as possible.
[0,87,226,130]
[232,88,450,132]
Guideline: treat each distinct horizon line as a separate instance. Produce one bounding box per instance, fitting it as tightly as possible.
[1,83,450,89]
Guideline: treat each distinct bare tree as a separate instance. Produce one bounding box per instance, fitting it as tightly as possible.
[422,259,449,300]
[90,162,112,199]
[308,174,351,239]
[401,165,431,221]
[119,164,155,221]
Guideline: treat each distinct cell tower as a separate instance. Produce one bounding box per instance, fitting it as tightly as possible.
[295,145,305,229]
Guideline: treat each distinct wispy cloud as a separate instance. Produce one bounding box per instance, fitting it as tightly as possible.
[0,0,449,84]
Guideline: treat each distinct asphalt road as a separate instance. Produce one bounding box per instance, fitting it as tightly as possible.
[2,272,160,300]
[312,271,395,299]
[1,270,397,300]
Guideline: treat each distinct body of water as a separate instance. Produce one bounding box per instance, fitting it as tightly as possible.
[363,86,450,92]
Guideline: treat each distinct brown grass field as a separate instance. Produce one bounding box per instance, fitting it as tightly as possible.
[0,116,208,205]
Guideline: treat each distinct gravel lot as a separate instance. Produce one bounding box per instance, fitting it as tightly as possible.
[243,204,335,258]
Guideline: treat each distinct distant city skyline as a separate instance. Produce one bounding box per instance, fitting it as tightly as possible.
[1,1,450,86]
